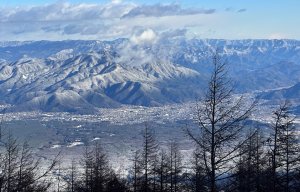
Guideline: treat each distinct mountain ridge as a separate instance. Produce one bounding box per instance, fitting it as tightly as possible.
[0,39,300,113]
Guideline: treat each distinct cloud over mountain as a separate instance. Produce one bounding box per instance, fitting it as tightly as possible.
[1,39,300,113]
[0,1,217,41]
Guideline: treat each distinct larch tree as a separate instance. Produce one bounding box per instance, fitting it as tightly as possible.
[65,159,78,192]
[169,141,182,192]
[267,102,300,192]
[186,52,256,192]
[234,128,268,192]
[141,125,159,192]
[0,133,59,192]
[155,149,168,192]
[130,150,143,192]
[79,142,114,192]
[191,148,208,192]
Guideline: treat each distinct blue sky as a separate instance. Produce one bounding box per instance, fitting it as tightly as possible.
[0,0,299,41]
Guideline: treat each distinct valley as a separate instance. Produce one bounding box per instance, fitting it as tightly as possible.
[0,39,300,113]
[1,96,298,169]
[1,39,300,169]
[1,1,300,191]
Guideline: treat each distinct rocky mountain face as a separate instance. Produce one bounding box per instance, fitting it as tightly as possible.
[0,39,299,113]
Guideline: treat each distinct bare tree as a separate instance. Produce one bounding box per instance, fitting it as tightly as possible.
[0,133,59,192]
[153,149,169,192]
[76,142,125,192]
[81,146,94,191]
[130,150,143,192]
[2,133,19,192]
[141,125,159,192]
[169,141,182,192]
[0,108,6,142]
[65,159,77,192]
[186,52,256,191]
[89,142,110,191]
[267,102,300,192]
[234,128,268,192]
[161,150,169,192]
[191,148,209,192]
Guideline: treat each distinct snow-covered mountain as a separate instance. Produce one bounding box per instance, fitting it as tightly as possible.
[0,49,203,113]
[258,81,300,114]
[259,82,300,102]
[0,39,300,113]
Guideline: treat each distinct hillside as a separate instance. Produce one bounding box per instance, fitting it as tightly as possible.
[0,39,300,112]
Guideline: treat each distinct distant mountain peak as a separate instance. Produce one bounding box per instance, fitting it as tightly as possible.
[0,39,299,113]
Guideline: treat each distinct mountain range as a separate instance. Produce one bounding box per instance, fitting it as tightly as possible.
[0,39,299,113]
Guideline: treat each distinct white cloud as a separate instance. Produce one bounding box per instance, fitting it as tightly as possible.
[0,2,133,22]
[115,28,190,67]
[122,4,215,18]
[118,29,158,64]
[130,29,157,44]
[0,1,218,41]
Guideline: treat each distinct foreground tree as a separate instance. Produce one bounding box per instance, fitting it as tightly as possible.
[234,129,268,192]
[0,133,59,192]
[267,102,300,192]
[153,141,183,192]
[186,52,256,191]
[128,125,160,192]
[129,150,143,192]
[0,108,6,141]
[141,125,159,192]
[190,148,209,192]
[154,149,168,192]
[75,142,126,192]
[64,159,78,192]
[169,141,182,192]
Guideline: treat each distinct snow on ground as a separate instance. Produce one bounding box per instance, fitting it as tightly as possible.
[67,141,84,148]
[0,99,299,173]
